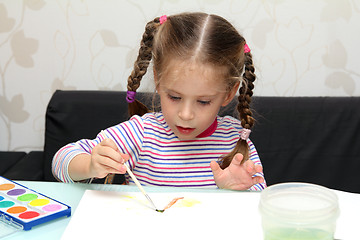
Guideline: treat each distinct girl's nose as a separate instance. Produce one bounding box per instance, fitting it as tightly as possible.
[178,102,195,121]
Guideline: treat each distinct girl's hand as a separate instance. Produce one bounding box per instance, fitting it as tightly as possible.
[210,153,264,190]
[89,138,129,179]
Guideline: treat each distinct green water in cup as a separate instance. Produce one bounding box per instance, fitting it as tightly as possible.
[265,227,332,240]
[259,183,339,240]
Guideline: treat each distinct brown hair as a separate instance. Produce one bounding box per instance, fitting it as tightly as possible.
[127,12,256,169]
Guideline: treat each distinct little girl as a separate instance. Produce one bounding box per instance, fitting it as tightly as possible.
[52,12,266,191]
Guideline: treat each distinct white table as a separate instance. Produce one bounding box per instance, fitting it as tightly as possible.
[4,181,360,240]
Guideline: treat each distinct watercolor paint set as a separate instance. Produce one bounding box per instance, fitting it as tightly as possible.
[0,176,71,236]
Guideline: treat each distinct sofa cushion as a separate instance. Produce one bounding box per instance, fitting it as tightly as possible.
[43,90,131,183]
[43,90,360,193]
[0,151,27,177]
[3,151,44,181]
[248,97,360,193]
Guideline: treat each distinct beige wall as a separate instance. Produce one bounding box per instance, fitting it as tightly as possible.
[1,0,360,151]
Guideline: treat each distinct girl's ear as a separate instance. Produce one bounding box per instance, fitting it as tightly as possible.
[222,81,240,107]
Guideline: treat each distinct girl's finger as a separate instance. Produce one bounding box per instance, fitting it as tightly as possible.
[254,164,263,174]
[244,160,256,174]
[97,146,123,163]
[100,138,118,150]
[210,161,222,176]
[252,176,265,185]
[98,156,125,172]
[231,153,244,166]
[119,153,130,163]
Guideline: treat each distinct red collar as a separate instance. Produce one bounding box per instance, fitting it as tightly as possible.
[196,118,217,138]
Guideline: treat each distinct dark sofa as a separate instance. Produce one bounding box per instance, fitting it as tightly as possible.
[2,90,360,193]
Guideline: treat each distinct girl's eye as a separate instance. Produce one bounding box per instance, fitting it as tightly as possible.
[168,94,181,101]
[198,100,211,105]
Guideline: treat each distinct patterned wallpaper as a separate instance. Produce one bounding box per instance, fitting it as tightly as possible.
[1,0,359,151]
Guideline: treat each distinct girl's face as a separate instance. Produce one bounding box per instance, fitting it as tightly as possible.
[156,60,239,140]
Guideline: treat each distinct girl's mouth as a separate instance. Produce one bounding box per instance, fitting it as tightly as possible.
[176,126,195,135]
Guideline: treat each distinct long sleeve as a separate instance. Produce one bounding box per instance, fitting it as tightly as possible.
[247,139,267,191]
[52,137,101,183]
[51,115,145,183]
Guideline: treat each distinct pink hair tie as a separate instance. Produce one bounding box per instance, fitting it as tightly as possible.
[126,91,136,103]
[244,44,251,53]
[160,15,167,24]
[240,128,251,140]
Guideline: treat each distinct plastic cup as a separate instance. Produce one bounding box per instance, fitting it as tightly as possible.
[259,182,339,240]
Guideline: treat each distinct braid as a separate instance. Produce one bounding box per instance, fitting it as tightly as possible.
[238,52,255,129]
[127,17,161,117]
[220,52,256,169]
[102,18,161,185]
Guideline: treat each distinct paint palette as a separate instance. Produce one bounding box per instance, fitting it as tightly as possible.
[0,176,71,233]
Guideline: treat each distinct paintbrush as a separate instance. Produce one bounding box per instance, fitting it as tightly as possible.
[99,130,159,211]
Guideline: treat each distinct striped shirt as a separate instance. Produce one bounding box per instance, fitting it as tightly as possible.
[52,112,266,191]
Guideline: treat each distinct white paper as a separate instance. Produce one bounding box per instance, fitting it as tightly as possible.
[62,189,360,240]
[61,190,262,240]
[333,190,360,240]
